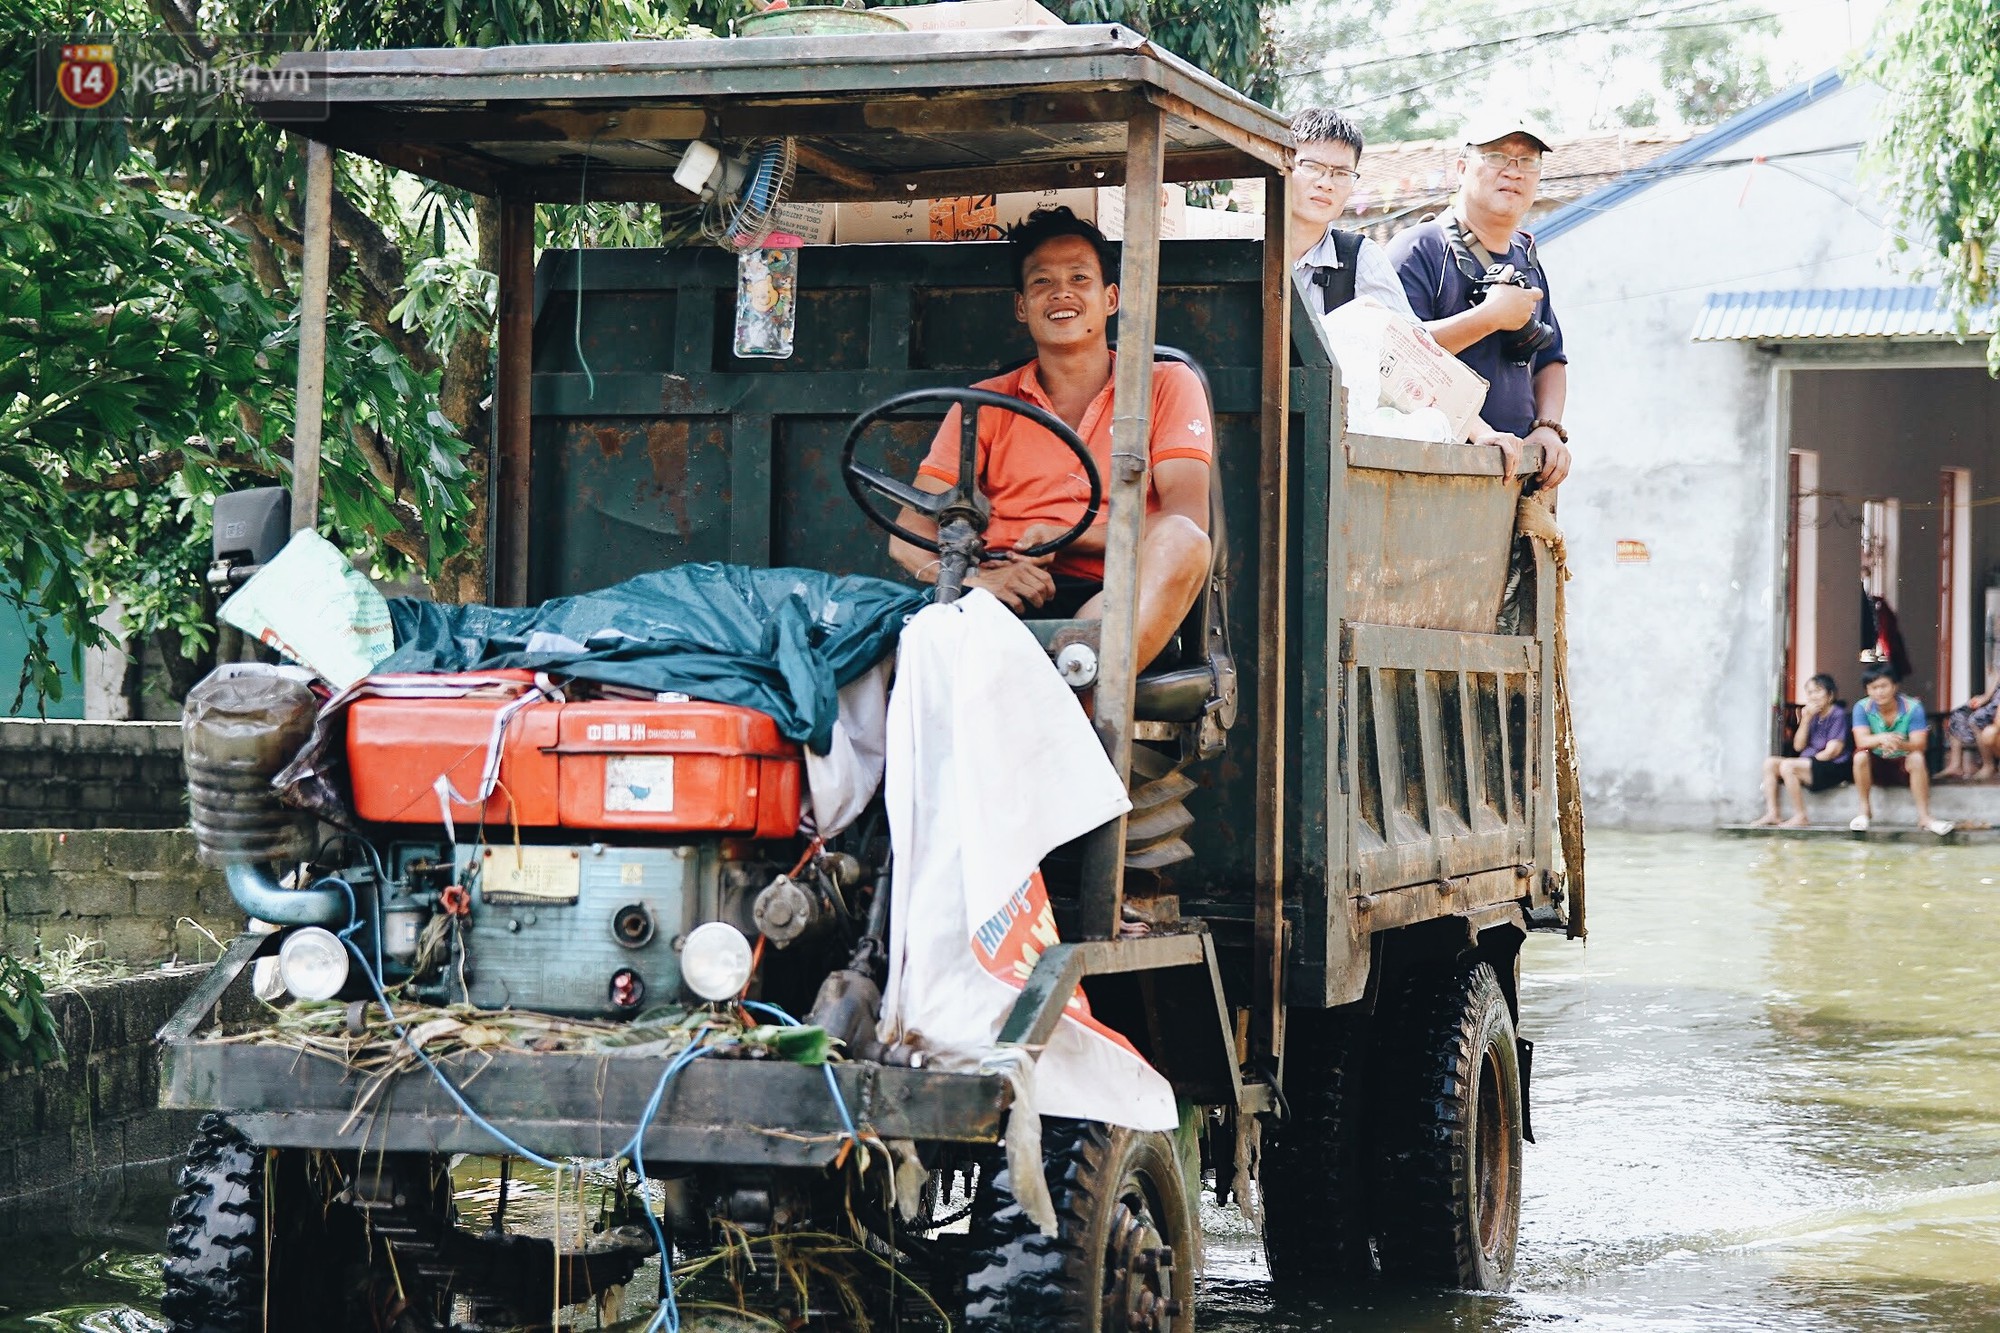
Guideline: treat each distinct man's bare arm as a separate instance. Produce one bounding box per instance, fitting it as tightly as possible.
[1150,457,1210,532]
[1527,361,1570,486]
[888,473,1055,611]
[887,474,949,579]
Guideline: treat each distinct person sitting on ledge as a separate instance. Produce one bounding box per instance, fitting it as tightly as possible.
[1941,668,1999,782]
[1755,672,1848,827]
[1849,662,1953,835]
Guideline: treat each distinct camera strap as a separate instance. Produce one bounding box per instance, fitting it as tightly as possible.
[1443,215,1493,281]
[1446,214,1540,285]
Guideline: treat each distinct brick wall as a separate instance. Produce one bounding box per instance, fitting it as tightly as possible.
[0,829,233,963]
[0,719,187,828]
[0,967,256,1199]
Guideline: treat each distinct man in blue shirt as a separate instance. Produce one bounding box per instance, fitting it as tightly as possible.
[1387,110,1572,487]
[1849,661,1952,834]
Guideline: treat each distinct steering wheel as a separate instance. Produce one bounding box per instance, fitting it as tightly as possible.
[840,387,1103,557]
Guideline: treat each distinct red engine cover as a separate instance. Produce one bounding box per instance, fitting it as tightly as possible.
[346,680,801,838]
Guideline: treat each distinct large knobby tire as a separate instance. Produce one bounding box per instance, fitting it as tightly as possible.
[1259,1006,1375,1285]
[1372,960,1523,1290]
[963,1118,1196,1333]
[161,1115,352,1333]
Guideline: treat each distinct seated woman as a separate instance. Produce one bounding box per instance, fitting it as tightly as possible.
[1941,670,1999,781]
[1849,662,1952,835]
[1755,672,1847,827]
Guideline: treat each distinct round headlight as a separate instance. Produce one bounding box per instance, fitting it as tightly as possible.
[278,926,351,1002]
[680,921,753,1002]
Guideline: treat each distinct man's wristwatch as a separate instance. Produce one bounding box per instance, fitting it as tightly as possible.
[1530,417,1568,443]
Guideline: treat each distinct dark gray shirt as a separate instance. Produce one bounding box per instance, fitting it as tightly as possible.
[1386,218,1568,436]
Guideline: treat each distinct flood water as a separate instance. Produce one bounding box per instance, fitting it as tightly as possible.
[6,831,1999,1331]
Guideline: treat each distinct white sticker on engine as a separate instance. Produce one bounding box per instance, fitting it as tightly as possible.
[606,755,675,812]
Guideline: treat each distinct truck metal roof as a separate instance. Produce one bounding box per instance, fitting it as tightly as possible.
[255,25,1290,202]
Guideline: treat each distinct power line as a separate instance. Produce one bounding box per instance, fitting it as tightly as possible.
[1281,0,1826,84]
[1304,0,1754,77]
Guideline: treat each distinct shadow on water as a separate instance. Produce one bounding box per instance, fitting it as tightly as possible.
[5,833,2000,1330]
[0,1164,174,1333]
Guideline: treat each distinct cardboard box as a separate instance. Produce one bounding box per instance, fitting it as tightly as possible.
[834,184,1189,245]
[1094,183,1187,240]
[888,0,1064,29]
[833,197,926,243]
[837,189,1085,243]
[995,187,1098,230]
[1181,206,1264,240]
[770,200,835,245]
[1377,317,1488,442]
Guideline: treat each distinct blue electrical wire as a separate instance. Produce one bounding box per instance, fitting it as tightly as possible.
[740,996,856,1144]
[306,886,870,1333]
[311,876,745,1332]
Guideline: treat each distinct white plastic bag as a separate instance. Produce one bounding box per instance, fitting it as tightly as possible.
[219,530,395,689]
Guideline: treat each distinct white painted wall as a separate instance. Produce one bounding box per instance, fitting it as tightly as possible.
[1538,79,1912,827]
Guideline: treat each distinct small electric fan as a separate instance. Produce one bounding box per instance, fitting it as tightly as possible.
[674,138,797,248]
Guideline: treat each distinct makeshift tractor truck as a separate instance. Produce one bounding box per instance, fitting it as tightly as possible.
[157,24,1584,1332]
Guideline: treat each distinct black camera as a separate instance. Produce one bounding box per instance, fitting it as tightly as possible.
[1471,263,1558,364]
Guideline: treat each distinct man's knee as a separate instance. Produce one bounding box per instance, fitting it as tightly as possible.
[1144,514,1212,581]
[1904,752,1926,772]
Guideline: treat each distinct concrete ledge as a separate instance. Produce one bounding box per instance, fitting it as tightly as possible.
[0,965,256,1200]
[0,718,182,754]
[1716,823,1998,845]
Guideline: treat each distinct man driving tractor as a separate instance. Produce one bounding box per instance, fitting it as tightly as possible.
[886,207,1213,670]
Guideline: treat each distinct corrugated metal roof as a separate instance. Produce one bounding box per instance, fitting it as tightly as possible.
[1690,286,1998,341]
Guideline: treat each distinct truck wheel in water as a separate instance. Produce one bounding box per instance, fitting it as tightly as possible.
[1371,960,1523,1289]
[161,1115,446,1333]
[962,1118,1195,1332]
[1258,1006,1376,1285]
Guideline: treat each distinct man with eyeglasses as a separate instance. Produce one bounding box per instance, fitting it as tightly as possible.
[1287,107,1415,319]
[1291,106,1530,473]
[1387,111,1573,487]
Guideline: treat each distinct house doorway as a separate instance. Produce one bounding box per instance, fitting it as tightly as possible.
[1783,366,1997,725]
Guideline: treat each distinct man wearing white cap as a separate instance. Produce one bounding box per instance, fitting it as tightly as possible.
[1387,110,1572,487]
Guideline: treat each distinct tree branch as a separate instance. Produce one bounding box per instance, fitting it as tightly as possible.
[147,0,218,63]
[329,190,440,376]
[61,449,277,493]
[348,419,399,493]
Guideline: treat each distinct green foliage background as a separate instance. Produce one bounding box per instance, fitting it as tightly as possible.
[0,955,62,1071]
[1,0,1270,713]
[1864,0,2000,368]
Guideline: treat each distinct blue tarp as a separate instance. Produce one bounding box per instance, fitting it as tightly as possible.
[380,564,926,754]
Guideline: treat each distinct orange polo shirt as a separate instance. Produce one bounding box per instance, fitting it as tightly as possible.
[917,357,1213,581]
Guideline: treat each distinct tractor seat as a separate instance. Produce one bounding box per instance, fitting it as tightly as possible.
[1128,348,1235,738]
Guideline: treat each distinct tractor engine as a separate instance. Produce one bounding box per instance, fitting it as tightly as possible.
[184,668,870,1020]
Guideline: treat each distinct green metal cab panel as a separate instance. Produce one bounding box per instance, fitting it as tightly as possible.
[527,240,1283,900]
[527,241,1557,1010]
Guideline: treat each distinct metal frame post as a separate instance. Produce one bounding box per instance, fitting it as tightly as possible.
[1252,167,1292,1062]
[1076,106,1166,941]
[289,140,333,535]
[495,199,536,605]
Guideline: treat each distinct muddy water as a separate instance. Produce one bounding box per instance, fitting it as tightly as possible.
[6,832,1999,1332]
